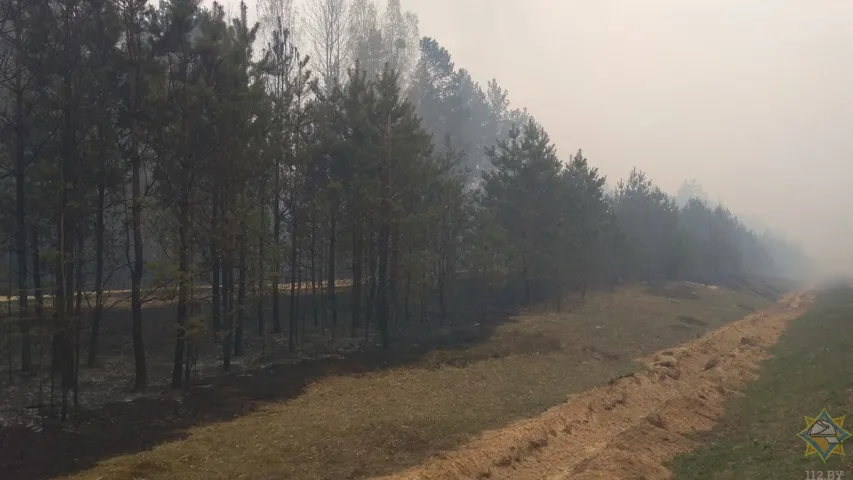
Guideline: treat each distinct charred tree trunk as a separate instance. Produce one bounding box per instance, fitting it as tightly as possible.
[257,203,266,336]
[57,169,77,421]
[310,216,318,327]
[74,233,83,317]
[481,263,489,323]
[295,249,302,339]
[186,231,196,388]
[289,206,298,352]
[221,195,234,372]
[222,260,232,371]
[326,207,338,332]
[522,255,531,307]
[13,23,30,372]
[73,233,83,407]
[351,216,362,337]
[31,224,45,406]
[58,18,81,416]
[128,38,147,391]
[437,259,448,323]
[171,192,190,389]
[404,246,412,324]
[420,275,427,326]
[272,166,282,334]
[366,220,377,331]
[389,226,399,325]
[211,195,221,334]
[7,243,13,383]
[55,230,75,421]
[377,211,391,349]
[31,224,43,350]
[88,183,106,366]
[318,227,327,331]
[235,241,246,357]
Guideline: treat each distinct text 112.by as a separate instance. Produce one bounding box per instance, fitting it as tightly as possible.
[805,470,845,480]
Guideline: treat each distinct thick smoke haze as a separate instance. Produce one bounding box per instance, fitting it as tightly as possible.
[403,0,853,276]
[229,0,853,275]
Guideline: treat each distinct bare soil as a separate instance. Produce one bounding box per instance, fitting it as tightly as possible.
[374,289,813,480]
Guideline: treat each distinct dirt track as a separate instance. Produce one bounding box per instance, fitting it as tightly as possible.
[374,289,813,480]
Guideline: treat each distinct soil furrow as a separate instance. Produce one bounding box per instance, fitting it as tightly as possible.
[375,290,813,480]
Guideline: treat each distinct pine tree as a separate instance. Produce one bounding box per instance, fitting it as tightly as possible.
[370,63,431,348]
[482,120,563,305]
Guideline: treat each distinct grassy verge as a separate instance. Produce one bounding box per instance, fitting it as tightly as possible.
[47,281,781,480]
[670,285,853,479]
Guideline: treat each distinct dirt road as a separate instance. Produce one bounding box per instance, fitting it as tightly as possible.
[374,289,813,480]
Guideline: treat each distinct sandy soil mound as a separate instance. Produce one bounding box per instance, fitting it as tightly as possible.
[373,290,813,480]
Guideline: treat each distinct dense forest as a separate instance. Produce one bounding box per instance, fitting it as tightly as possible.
[0,0,811,421]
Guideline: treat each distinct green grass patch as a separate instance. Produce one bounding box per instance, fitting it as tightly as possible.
[670,286,853,479]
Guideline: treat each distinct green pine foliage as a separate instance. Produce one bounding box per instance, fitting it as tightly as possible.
[0,0,813,407]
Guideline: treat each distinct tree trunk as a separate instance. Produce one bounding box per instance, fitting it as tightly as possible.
[289,206,298,352]
[88,183,106,366]
[257,203,266,336]
[295,250,302,342]
[403,270,411,324]
[419,276,426,326]
[59,26,80,417]
[31,224,45,407]
[481,266,488,323]
[7,243,13,383]
[211,195,221,334]
[310,217,318,327]
[377,215,391,350]
[57,201,76,421]
[31,224,43,352]
[318,227,327,331]
[54,244,70,420]
[13,25,30,372]
[351,216,362,337]
[73,305,80,408]
[73,231,82,407]
[185,232,196,389]
[74,234,83,322]
[222,211,233,371]
[438,260,448,322]
[272,164,282,334]
[366,220,376,331]
[228,242,236,370]
[326,206,337,332]
[129,52,147,391]
[403,244,412,324]
[235,242,246,357]
[222,263,232,371]
[389,225,399,325]
[171,192,190,389]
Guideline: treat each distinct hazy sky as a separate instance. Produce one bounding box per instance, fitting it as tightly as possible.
[228,0,853,273]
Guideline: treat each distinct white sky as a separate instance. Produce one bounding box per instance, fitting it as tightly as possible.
[223,0,853,274]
